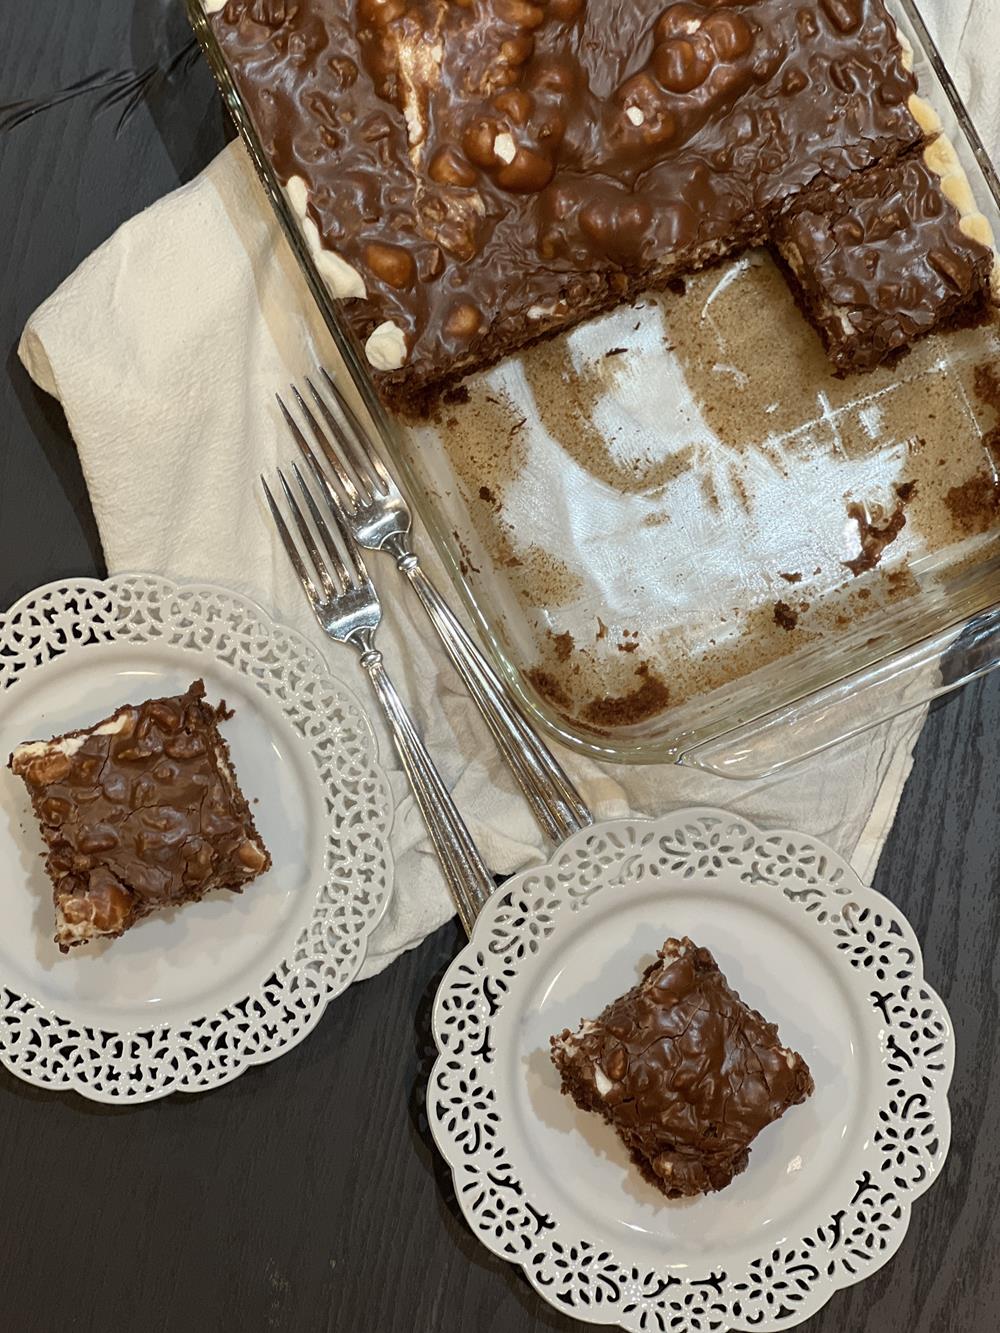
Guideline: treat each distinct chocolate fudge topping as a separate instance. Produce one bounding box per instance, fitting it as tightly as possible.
[9,680,270,950]
[209,0,923,410]
[775,152,995,371]
[551,936,813,1197]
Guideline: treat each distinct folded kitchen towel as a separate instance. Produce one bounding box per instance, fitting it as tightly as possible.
[17,0,992,976]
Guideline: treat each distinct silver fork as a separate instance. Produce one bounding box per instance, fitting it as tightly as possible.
[262,463,494,935]
[277,369,593,844]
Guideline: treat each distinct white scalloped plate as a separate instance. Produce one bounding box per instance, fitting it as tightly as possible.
[429,810,953,1333]
[0,575,394,1103]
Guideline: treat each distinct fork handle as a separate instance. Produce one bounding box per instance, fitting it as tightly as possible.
[362,649,494,935]
[398,555,593,842]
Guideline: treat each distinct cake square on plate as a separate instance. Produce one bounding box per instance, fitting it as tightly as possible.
[551,936,814,1197]
[8,680,270,951]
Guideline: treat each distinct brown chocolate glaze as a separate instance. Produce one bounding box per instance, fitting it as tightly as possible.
[774,153,994,371]
[9,680,270,951]
[550,937,813,1198]
[209,0,921,411]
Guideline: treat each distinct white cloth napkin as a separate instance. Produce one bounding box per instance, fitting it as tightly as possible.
[17,1,991,977]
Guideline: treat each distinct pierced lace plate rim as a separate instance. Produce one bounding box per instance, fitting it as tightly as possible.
[428,808,954,1333]
[0,574,395,1104]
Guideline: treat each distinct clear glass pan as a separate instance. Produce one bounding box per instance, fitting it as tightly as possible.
[188,0,1000,777]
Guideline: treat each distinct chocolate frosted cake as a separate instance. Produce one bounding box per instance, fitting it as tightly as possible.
[206,0,995,412]
[9,681,271,951]
[774,150,995,372]
[551,936,814,1198]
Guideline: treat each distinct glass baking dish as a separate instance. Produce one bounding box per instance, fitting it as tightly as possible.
[188,0,1000,777]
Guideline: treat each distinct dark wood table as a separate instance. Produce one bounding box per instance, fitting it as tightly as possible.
[1,5,996,1331]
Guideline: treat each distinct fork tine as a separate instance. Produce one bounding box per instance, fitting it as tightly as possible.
[316,367,393,490]
[276,468,342,601]
[318,475,375,590]
[289,462,354,592]
[283,396,346,513]
[278,392,361,510]
[290,385,366,508]
[261,475,323,610]
[309,370,392,497]
[286,411,376,591]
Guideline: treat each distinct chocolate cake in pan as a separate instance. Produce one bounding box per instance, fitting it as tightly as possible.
[206,0,995,412]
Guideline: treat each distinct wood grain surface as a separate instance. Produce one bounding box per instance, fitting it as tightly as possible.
[0,4,996,1331]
